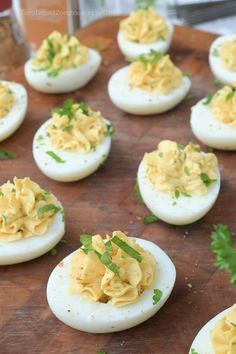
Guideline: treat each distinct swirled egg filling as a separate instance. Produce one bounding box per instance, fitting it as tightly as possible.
[120,7,168,44]
[31,31,88,76]
[128,51,183,94]
[70,231,156,307]
[47,99,108,153]
[0,81,14,118]
[143,140,218,197]
[220,39,236,72]
[211,304,236,354]
[0,177,62,242]
[210,86,236,129]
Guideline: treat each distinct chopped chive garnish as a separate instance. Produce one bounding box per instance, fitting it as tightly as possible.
[105,240,112,251]
[0,149,17,160]
[191,349,199,354]
[111,235,142,263]
[63,124,74,132]
[60,209,65,222]
[231,322,236,328]
[152,289,163,305]
[143,215,159,224]
[46,151,65,163]
[80,234,93,254]
[200,173,216,186]
[37,204,61,219]
[47,68,61,77]
[100,251,119,273]
[177,143,185,150]
[203,93,214,105]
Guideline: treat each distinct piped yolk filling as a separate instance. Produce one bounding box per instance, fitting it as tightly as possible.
[69,231,156,307]
[47,100,108,153]
[211,86,236,129]
[0,177,61,242]
[0,82,14,118]
[143,140,218,197]
[128,52,183,94]
[211,304,236,354]
[120,7,168,44]
[31,31,88,73]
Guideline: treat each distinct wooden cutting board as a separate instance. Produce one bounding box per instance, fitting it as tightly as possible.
[1,17,236,354]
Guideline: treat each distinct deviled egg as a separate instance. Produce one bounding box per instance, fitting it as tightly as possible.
[47,230,176,333]
[189,304,236,354]
[209,34,236,86]
[24,31,101,94]
[0,177,65,265]
[118,6,173,60]
[108,50,191,115]
[33,99,113,182]
[137,140,220,225]
[0,80,27,142]
[191,86,236,150]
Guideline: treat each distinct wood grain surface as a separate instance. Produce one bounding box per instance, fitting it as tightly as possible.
[0,17,236,354]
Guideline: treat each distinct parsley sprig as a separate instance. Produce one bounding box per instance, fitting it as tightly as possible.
[211,224,236,285]
[0,149,17,160]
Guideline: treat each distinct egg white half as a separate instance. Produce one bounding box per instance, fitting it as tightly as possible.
[47,237,176,333]
[33,118,112,182]
[0,201,65,265]
[117,21,174,61]
[191,98,236,150]
[209,34,236,86]
[189,307,231,354]
[108,67,191,115]
[0,80,27,142]
[24,49,101,94]
[137,160,220,225]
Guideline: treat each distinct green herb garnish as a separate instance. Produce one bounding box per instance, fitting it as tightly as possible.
[200,173,216,187]
[63,124,74,132]
[47,68,61,77]
[111,235,142,263]
[138,49,163,64]
[46,151,66,163]
[177,143,185,150]
[105,240,112,251]
[105,123,115,138]
[231,322,236,328]
[80,234,93,254]
[135,0,156,9]
[152,289,163,305]
[79,102,89,115]
[212,47,219,57]
[0,149,17,160]
[214,79,224,88]
[52,99,74,119]
[211,224,236,285]
[134,178,144,203]
[203,93,214,105]
[191,349,199,354]
[37,204,61,219]
[100,251,119,273]
[50,248,57,256]
[0,191,3,197]
[60,209,65,222]
[143,215,159,224]
[225,90,235,101]
[94,43,108,52]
